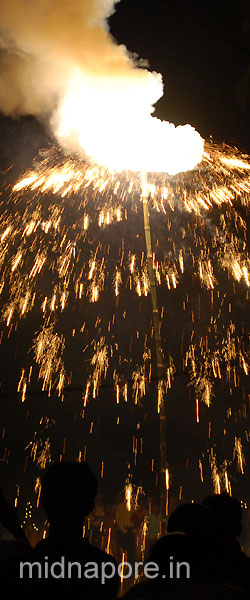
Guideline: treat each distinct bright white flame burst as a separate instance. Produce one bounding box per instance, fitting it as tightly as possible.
[54,70,204,174]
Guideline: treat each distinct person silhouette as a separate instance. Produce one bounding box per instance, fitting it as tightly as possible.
[203,494,250,596]
[4,461,119,598]
[167,502,216,540]
[122,532,246,599]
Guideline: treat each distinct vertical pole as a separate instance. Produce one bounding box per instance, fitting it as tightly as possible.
[141,172,167,532]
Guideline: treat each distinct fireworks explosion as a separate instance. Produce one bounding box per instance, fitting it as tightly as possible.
[1,140,250,507]
[0,0,250,536]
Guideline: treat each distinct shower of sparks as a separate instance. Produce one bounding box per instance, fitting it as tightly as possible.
[0,139,250,510]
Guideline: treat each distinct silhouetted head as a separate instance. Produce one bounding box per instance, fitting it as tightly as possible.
[203,493,242,539]
[167,502,216,539]
[41,461,97,525]
[148,532,218,581]
[149,533,193,576]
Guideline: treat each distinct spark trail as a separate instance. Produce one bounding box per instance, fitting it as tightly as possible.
[0,140,250,511]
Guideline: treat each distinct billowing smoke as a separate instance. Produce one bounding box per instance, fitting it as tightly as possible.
[0,0,138,115]
[0,0,204,173]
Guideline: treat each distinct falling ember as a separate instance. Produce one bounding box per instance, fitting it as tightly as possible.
[165,468,169,490]
[215,475,221,495]
[196,398,200,423]
[157,381,164,414]
[224,466,232,496]
[143,272,149,297]
[209,450,221,494]
[33,325,65,396]
[133,368,147,406]
[116,384,119,404]
[125,481,133,512]
[124,384,128,403]
[220,157,250,170]
[199,459,204,483]
[88,261,96,280]
[114,269,122,297]
[13,175,38,192]
[106,527,112,555]
[120,552,126,595]
[141,518,148,555]
[83,381,91,408]
[1,227,11,243]
[179,250,184,273]
[36,438,51,470]
[11,253,22,272]
[136,280,141,297]
[14,485,20,508]
[234,437,245,474]
[21,382,27,403]
[35,477,42,508]
[90,338,109,399]
[130,255,136,274]
[165,468,169,516]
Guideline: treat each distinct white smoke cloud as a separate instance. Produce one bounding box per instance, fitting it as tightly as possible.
[0,0,204,173]
[0,0,154,116]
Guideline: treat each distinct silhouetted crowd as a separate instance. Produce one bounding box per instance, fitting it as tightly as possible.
[0,461,250,598]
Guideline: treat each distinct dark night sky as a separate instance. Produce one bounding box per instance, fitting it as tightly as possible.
[110,0,250,150]
[0,0,250,525]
